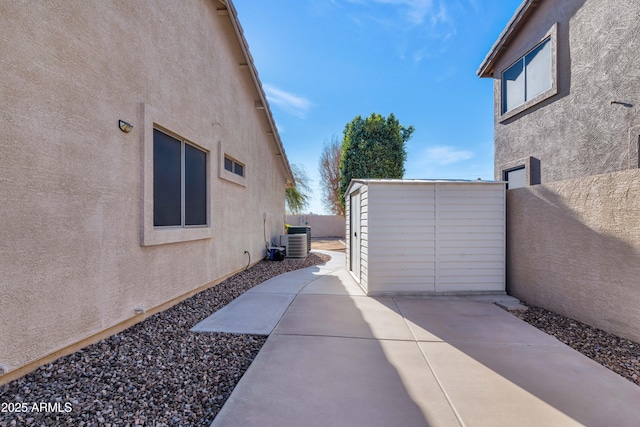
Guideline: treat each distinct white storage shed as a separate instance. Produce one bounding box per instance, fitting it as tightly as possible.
[345,179,506,295]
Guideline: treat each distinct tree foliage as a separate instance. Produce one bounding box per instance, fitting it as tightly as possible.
[285,163,312,214]
[338,113,414,208]
[318,136,345,216]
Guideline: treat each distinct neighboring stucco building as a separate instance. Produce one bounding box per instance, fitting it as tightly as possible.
[0,0,293,383]
[477,0,640,343]
[478,0,640,188]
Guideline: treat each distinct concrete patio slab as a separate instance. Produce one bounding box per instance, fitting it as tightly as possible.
[191,293,294,335]
[211,334,461,427]
[273,294,414,341]
[209,250,640,427]
[395,298,563,346]
[247,274,315,294]
[298,269,365,295]
[419,342,582,427]
[420,341,640,427]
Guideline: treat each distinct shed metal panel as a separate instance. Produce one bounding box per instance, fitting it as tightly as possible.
[346,179,505,295]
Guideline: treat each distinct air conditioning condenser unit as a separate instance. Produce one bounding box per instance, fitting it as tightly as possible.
[285,233,307,258]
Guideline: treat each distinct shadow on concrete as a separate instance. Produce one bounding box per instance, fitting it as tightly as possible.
[210,256,450,426]
[396,297,640,427]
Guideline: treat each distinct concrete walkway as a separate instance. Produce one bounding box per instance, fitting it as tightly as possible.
[194,251,640,427]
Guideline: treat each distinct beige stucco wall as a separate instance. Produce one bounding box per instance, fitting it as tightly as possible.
[286,215,346,238]
[506,169,640,342]
[0,1,289,378]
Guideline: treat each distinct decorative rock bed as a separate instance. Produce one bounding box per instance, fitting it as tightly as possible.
[510,303,640,386]
[0,253,330,427]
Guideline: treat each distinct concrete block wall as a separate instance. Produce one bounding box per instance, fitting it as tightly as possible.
[506,169,640,343]
[286,215,346,238]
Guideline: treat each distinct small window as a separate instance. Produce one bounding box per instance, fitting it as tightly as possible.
[502,37,552,114]
[153,128,207,227]
[224,156,244,177]
[504,166,526,190]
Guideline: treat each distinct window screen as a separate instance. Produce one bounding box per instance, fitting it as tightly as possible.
[502,37,552,113]
[224,157,233,172]
[505,167,526,190]
[153,129,182,226]
[502,60,525,114]
[154,128,207,227]
[185,144,207,226]
[224,156,244,177]
[525,39,552,101]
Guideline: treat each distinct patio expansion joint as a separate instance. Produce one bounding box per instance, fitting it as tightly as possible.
[269,332,418,343]
[415,341,467,427]
[390,296,467,427]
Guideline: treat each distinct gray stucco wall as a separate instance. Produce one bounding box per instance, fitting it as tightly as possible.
[0,1,288,379]
[492,0,640,183]
[506,169,640,343]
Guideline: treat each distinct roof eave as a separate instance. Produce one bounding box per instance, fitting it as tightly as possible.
[477,0,540,78]
[218,0,295,188]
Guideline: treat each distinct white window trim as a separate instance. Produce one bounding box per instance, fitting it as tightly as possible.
[140,102,214,246]
[218,141,247,187]
[499,24,558,122]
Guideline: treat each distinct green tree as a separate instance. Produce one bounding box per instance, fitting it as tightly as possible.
[285,163,312,214]
[338,113,414,208]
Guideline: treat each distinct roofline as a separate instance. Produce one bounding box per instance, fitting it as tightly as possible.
[477,0,540,78]
[218,0,295,188]
[345,178,505,196]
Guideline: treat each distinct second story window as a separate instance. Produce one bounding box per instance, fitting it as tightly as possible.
[502,37,552,114]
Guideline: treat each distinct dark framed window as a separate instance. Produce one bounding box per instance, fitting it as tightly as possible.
[502,37,552,114]
[153,128,207,227]
[504,166,526,190]
[224,155,244,177]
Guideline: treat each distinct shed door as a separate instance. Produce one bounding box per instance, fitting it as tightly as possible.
[350,191,361,281]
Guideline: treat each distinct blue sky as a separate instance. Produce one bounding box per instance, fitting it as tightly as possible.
[233,0,523,214]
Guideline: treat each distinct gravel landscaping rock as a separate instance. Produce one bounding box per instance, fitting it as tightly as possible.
[0,252,331,427]
[510,303,640,386]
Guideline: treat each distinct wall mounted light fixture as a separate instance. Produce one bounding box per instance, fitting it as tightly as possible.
[119,120,133,133]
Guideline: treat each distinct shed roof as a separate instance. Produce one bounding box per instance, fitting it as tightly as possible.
[477,0,541,78]
[345,178,505,196]
[218,0,295,188]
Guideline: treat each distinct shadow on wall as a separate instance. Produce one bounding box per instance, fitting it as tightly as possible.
[505,169,640,343]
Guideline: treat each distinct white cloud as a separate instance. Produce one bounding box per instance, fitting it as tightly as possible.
[342,0,463,63]
[263,84,311,119]
[365,0,434,25]
[422,145,473,165]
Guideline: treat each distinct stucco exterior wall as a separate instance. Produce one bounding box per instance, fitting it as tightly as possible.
[492,0,640,183]
[506,169,640,343]
[0,1,289,379]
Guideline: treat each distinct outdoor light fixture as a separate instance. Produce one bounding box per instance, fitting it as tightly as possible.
[119,120,133,133]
